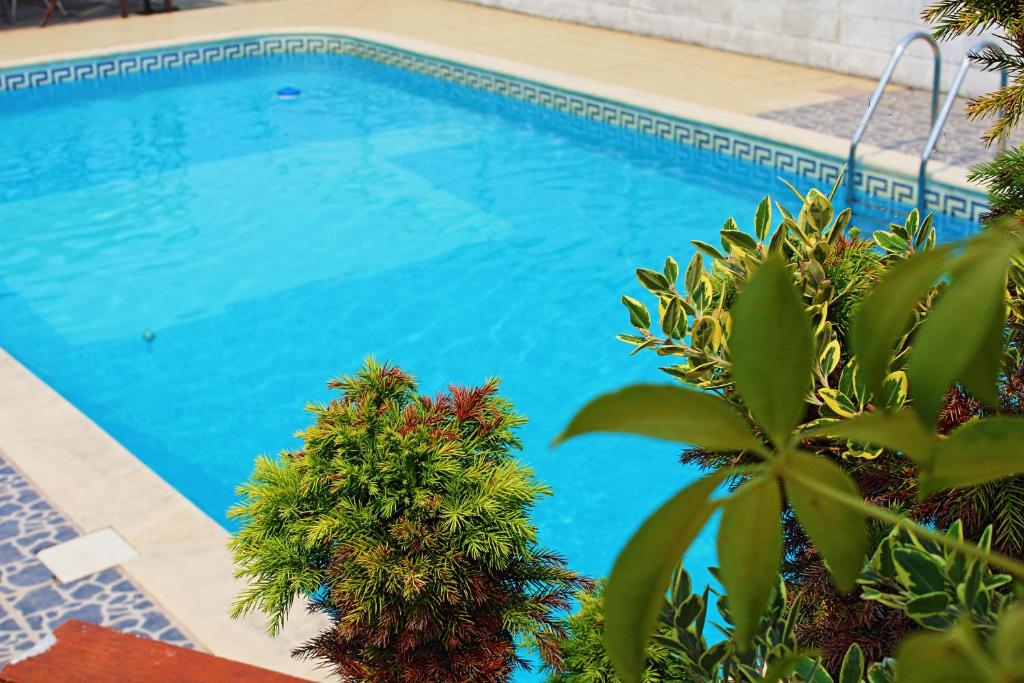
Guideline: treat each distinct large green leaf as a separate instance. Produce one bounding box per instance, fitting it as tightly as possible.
[908,235,1016,424]
[637,268,671,294]
[794,659,836,683]
[552,384,760,451]
[874,230,909,253]
[663,256,680,285]
[722,230,760,254]
[851,247,949,402]
[685,253,704,296]
[801,188,834,232]
[893,547,947,593]
[959,294,1007,408]
[919,417,1024,495]
[754,195,772,242]
[622,295,651,329]
[768,223,788,253]
[905,591,951,619]
[895,628,982,683]
[717,475,782,649]
[605,473,726,683]
[827,208,852,242]
[762,653,821,683]
[730,257,813,447]
[801,410,935,465]
[867,661,897,683]
[782,452,867,592]
[692,240,727,261]
[993,605,1024,671]
[839,643,865,683]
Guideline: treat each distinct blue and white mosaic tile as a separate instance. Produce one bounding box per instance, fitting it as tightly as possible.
[0,32,988,223]
[0,453,191,667]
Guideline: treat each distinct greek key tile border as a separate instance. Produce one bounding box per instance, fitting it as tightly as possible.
[0,33,987,223]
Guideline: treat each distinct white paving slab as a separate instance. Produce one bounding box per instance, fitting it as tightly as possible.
[35,528,138,584]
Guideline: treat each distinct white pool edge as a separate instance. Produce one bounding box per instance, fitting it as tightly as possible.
[0,351,329,680]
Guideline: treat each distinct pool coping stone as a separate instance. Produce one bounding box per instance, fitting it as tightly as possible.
[0,351,328,681]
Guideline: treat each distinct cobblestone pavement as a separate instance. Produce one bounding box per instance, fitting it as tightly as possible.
[0,452,191,667]
[760,89,1024,168]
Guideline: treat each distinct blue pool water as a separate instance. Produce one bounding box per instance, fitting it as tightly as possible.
[0,49,978,669]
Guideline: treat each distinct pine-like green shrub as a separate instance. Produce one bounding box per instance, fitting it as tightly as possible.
[545,581,689,683]
[923,0,1024,219]
[228,359,590,682]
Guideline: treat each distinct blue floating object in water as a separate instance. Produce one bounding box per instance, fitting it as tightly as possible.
[277,87,301,100]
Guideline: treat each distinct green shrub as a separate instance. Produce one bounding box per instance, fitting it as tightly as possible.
[557,220,1024,683]
[551,565,897,683]
[617,179,921,439]
[860,522,1015,633]
[824,242,884,337]
[652,567,810,683]
[923,0,1024,219]
[545,580,688,683]
[616,185,926,666]
[228,359,590,682]
[613,183,1024,667]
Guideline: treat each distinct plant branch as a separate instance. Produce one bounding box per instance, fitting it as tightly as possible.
[785,469,1024,579]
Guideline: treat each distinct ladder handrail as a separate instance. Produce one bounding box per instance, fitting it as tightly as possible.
[918,39,1009,213]
[848,31,941,206]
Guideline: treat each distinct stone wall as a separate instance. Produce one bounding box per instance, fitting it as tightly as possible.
[459,0,1004,97]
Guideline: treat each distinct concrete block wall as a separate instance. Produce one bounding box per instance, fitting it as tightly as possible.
[460,0,1004,97]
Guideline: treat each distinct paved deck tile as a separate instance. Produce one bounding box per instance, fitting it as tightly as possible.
[0,452,191,667]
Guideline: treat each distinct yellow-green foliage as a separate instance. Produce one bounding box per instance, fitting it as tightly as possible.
[228,358,589,682]
[924,0,1024,219]
[546,582,690,683]
[618,181,922,458]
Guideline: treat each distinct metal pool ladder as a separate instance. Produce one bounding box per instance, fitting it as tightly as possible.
[918,39,1008,214]
[848,31,941,208]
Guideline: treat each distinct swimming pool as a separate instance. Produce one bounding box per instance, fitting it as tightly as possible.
[0,33,982,671]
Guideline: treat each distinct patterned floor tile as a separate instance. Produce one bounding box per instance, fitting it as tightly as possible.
[0,453,192,667]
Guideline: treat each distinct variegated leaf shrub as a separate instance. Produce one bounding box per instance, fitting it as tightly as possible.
[610,178,1024,669]
[859,522,1013,633]
[557,218,1024,683]
[617,175,931,460]
[550,566,897,683]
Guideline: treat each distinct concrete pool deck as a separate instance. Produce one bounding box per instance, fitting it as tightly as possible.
[0,0,879,118]
[0,0,993,678]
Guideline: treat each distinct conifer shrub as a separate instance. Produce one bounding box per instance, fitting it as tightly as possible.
[923,0,1024,219]
[228,359,590,682]
[545,581,689,683]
